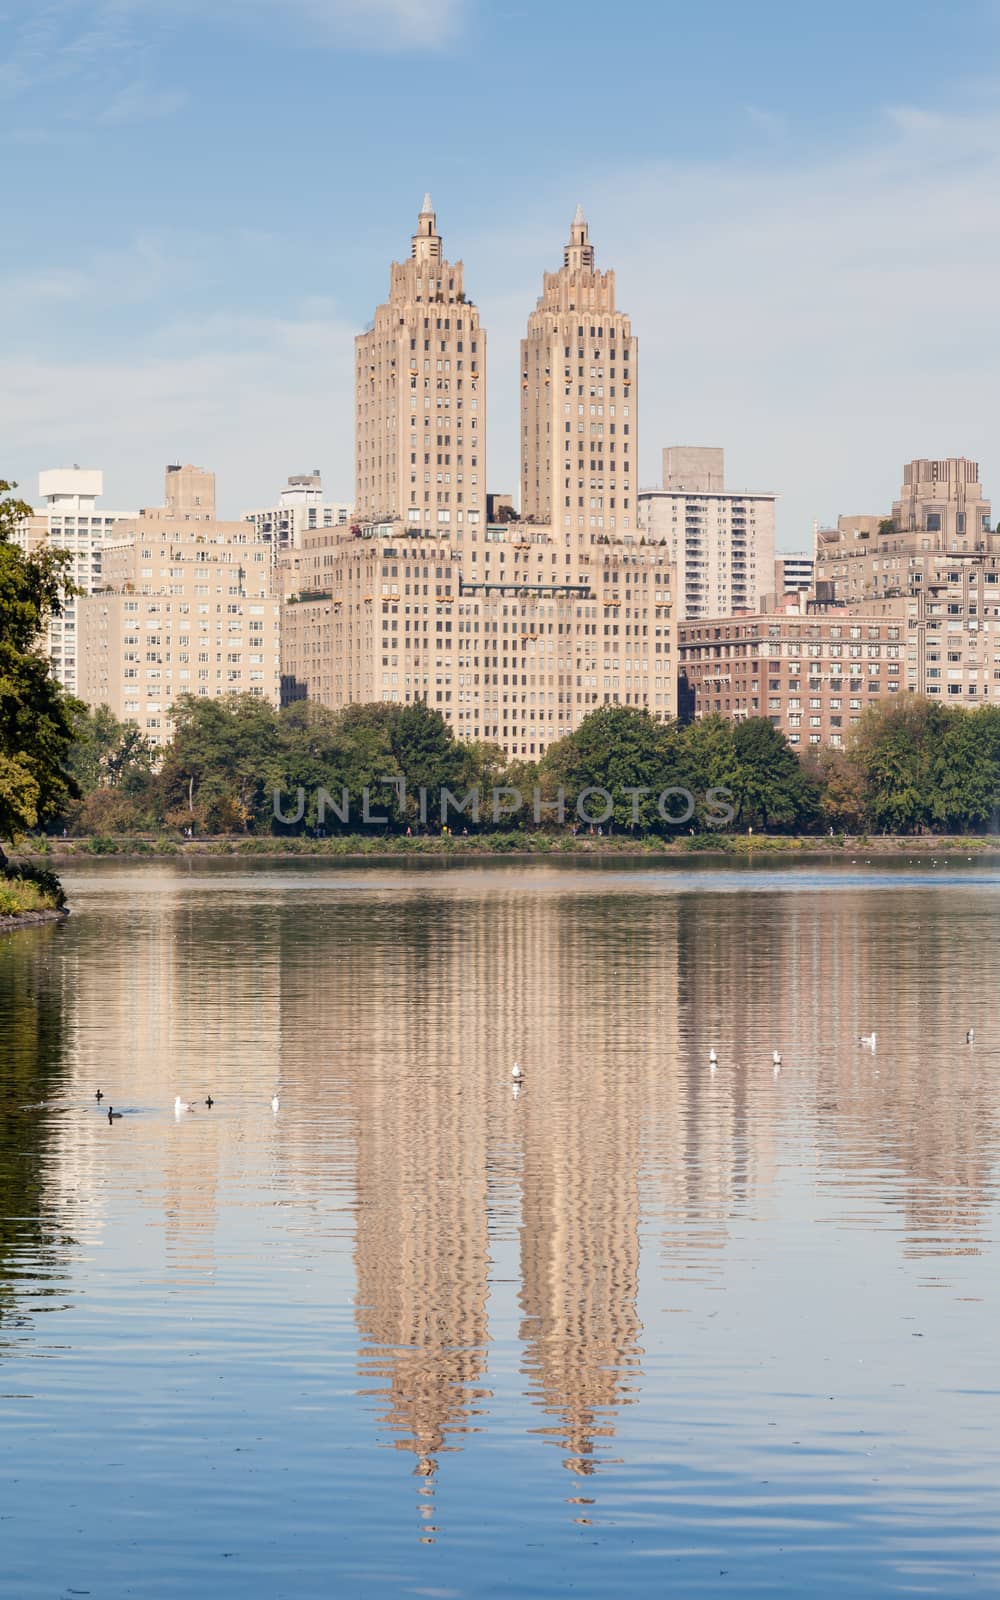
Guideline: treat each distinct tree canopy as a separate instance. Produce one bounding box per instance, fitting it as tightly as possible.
[40,691,1000,842]
[0,481,79,864]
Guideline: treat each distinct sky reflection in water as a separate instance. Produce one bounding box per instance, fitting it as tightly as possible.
[0,859,999,1597]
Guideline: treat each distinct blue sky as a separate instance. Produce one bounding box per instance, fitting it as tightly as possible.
[3,0,1000,543]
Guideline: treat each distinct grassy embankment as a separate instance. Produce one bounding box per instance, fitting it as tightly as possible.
[13,832,1000,861]
[0,866,67,920]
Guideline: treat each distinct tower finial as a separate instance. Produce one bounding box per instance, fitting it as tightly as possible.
[421,191,433,215]
[573,202,585,226]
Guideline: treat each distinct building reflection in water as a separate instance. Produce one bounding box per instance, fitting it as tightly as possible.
[4,863,1000,1533]
[509,893,649,1479]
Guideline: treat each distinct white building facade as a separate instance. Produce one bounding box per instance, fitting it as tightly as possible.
[17,469,135,695]
[243,472,351,555]
[639,447,776,621]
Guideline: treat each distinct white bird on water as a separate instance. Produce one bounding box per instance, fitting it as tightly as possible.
[174,1096,192,1115]
[512,1061,523,1082]
[709,1048,718,1068]
[858,1032,877,1050]
[772,1050,782,1067]
[967,1027,976,1045]
[271,1092,280,1113]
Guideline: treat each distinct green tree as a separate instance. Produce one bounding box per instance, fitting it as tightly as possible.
[387,700,470,828]
[273,701,356,832]
[329,702,403,827]
[66,702,154,795]
[677,715,742,827]
[159,694,283,832]
[928,707,1000,832]
[851,698,949,833]
[540,706,684,831]
[0,480,79,866]
[730,717,818,831]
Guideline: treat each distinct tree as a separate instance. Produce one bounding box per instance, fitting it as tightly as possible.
[66,702,154,796]
[0,480,79,866]
[730,717,818,831]
[539,706,684,832]
[928,707,1000,832]
[158,694,284,832]
[677,715,742,827]
[387,701,470,827]
[801,745,866,832]
[851,698,948,833]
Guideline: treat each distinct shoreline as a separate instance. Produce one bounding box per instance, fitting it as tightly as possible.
[11,833,1000,866]
[0,906,69,932]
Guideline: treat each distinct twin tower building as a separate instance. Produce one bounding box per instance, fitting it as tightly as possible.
[282,200,675,756]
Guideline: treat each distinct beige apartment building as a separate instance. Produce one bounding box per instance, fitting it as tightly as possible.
[814,458,1000,707]
[893,457,992,546]
[280,202,676,755]
[678,600,915,748]
[355,194,486,538]
[281,528,675,752]
[638,448,776,619]
[161,462,216,521]
[520,206,638,539]
[77,469,280,745]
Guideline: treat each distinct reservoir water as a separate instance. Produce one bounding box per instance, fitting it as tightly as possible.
[1,859,999,1597]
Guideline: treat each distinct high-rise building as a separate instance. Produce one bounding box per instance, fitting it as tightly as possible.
[813,458,1000,709]
[243,473,351,555]
[354,195,486,538]
[164,463,216,521]
[774,553,815,596]
[14,469,135,696]
[77,467,280,743]
[280,201,676,752]
[520,207,637,538]
[638,447,776,620]
[892,458,992,547]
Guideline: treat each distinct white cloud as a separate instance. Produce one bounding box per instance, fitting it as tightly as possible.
[99,79,187,123]
[0,0,468,100]
[2,235,172,312]
[262,0,469,48]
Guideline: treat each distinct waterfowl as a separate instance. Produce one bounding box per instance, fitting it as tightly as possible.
[511,1061,523,1082]
[966,1027,976,1045]
[205,1095,214,1108]
[708,1048,718,1067]
[174,1096,192,1114]
[95,1090,104,1103]
[772,1050,782,1066]
[107,1106,122,1121]
[858,1032,877,1049]
[271,1093,280,1112]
